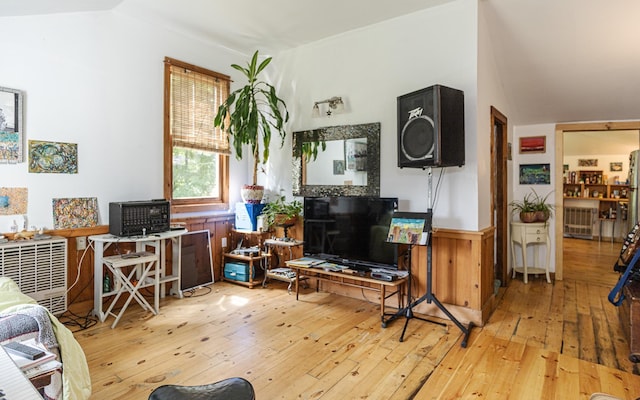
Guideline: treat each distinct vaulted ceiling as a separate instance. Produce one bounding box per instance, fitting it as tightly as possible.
[2,0,639,126]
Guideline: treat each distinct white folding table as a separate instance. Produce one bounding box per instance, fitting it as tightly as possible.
[89,229,187,324]
[101,251,159,328]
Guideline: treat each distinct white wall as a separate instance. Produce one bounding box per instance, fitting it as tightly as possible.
[0,10,250,231]
[270,0,480,231]
[512,123,557,271]
[477,0,514,228]
[0,0,486,234]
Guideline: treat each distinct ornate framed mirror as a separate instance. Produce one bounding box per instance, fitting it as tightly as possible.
[292,122,380,197]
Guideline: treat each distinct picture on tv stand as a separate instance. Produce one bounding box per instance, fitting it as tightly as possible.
[303,196,399,270]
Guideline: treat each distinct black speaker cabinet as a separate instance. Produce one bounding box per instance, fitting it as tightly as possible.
[397,85,465,168]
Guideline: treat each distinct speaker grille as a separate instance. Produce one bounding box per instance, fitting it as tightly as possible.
[401,116,434,161]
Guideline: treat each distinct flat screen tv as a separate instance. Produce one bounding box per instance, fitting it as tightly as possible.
[303,196,399,270]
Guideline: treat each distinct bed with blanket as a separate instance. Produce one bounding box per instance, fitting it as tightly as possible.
[0,277,91,399]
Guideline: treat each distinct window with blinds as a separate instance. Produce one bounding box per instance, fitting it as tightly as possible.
[164,57,231,213]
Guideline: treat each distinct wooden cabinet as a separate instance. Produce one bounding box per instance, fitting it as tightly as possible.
[510,222,551,284]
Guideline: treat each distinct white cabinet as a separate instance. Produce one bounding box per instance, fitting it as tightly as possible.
[510,222,551,284]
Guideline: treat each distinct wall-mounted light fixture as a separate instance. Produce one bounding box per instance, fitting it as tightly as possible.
[312,96,345,117]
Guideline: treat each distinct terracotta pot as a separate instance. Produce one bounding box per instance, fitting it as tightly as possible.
[535,210,550,222]
[274,214,298,227]
[241,184,264,204]
[519,211,537,223]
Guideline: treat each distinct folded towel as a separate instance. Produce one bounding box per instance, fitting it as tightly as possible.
[0,305,58,349]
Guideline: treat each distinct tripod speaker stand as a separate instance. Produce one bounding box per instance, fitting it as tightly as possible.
[382,169,473,347]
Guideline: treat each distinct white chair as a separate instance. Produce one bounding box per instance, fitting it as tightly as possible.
[102,252,160,328]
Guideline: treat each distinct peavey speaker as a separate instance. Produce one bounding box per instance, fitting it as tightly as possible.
[397,85,465,168]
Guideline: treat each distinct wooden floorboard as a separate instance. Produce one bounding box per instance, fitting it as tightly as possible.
[65,237,640,399]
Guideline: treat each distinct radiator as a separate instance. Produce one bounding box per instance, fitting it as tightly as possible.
[0,237,67,315]
[564,206,596,239]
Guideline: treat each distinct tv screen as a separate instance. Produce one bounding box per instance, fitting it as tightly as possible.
[303,196,399,270]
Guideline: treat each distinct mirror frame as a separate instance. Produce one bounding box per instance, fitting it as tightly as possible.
[292,122,380,197]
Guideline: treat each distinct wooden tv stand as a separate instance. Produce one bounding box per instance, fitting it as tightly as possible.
[285,262,407,318]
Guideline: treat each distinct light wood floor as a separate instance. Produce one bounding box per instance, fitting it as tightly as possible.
[68,237,640,399]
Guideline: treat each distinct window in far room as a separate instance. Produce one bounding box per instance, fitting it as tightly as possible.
[164,57,230,214]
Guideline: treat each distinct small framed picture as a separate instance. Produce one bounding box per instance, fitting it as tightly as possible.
[333,160,345,175]
[0,86,24,163]
[519,163,550,185]
[610,162,623,172]
[578,159,598,167]
[519,136,546,154]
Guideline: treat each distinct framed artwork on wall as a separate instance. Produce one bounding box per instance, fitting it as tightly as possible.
[333,160,345,175]
[519,136,546,154]
[52,197,98,229]
[519,163,551,185]
[610,162,623,172]
[0,86,24,163]
[28,140,78,173]
[578,159,598,167]
[0,187,28,215]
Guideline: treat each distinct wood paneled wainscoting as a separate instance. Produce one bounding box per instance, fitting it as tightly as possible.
[317,226,497,327]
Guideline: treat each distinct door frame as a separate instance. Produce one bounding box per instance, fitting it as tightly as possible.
[554,120,640,280]
[491,106,509,285]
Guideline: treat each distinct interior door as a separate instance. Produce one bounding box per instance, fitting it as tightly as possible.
[491,106,509,285]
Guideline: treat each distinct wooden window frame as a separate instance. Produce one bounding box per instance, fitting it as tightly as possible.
[164,57,230,214]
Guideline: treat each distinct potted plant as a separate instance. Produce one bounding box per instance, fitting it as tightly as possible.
[214,50,289,203]
[509,191,537,223]
[260,195,303,229]
[531,189,554,222]
[215,51,326,203]
[510,189,554,223]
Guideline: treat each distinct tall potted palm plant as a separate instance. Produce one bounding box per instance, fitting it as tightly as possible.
[214,50,289,203]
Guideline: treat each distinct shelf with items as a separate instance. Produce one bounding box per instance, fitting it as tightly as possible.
[565,170,605,185]
[222,229,271,288]
[579,170,604,185]
[563,182,629,200]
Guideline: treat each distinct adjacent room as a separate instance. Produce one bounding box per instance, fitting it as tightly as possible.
[1,0,640,399]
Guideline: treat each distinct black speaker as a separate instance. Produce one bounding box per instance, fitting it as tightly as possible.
[397,85,465,168]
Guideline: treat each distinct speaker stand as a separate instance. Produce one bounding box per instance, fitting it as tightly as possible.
[382,168,473,347]
[382,241,447,341]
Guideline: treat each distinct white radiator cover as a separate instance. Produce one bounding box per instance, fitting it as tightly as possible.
[0,237,67,315]
[563,206,596,239]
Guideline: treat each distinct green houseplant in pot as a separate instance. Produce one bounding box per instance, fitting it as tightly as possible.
[214,50,289,204]
[510,189,554,223]
[261,195,303,230]
[531,189,554,222]
[214,51,325,203]
[509,191,537,223]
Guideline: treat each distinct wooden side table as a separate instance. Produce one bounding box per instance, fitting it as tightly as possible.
[262,239,304,292]
[510,221,551,284]
[222,229,271,288]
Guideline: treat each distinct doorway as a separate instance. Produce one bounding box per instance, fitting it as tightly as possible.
[491,107,509,285]
[554,121,640,281]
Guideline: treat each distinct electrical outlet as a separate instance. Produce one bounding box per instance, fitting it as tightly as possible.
[221,237,227,248]
[76,236,87,251]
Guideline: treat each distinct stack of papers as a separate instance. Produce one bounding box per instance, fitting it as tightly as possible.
[4,339,61,378]
[287,257,324,267]
[317,262,348,272]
